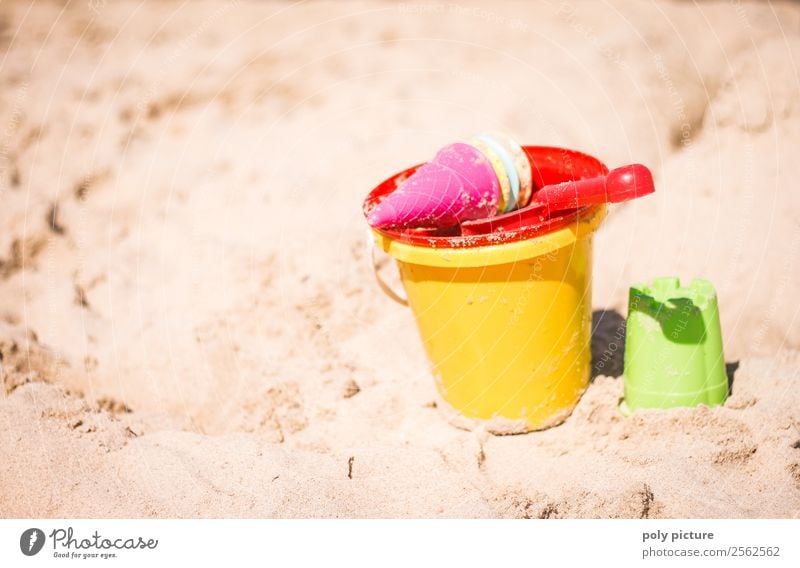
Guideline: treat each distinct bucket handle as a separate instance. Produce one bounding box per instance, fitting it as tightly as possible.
[365,229,408,306]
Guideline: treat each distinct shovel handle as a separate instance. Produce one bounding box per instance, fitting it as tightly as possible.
[534,164,654,210]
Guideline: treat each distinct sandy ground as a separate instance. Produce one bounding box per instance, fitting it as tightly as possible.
[1,0,799,518]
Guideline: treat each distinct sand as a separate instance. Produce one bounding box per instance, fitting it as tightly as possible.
[1,0,799,518]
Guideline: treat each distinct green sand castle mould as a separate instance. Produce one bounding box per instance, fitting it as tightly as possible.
[622,277,728,412]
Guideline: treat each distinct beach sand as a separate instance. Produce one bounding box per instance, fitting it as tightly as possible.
[1,0,799,518]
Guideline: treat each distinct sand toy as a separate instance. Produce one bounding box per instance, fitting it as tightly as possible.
[366,133,534,230]
[622,277,728,413]
[460,164,653,235]
[364,146,655,433]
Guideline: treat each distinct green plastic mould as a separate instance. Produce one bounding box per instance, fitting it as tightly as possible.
[622,277,728,413]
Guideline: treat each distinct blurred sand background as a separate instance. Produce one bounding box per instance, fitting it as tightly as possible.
[1,0,799,517]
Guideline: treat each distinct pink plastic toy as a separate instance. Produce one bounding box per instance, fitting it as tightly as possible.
[366,142,500,229]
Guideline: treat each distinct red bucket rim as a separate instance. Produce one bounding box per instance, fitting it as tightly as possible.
[362,145,609,249]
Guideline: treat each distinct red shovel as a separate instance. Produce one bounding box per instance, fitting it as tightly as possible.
[460,163,654,236]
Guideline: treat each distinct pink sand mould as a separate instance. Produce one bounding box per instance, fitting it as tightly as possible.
[366,142,500,229]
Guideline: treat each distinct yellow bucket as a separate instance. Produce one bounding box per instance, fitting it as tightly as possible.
[367,147,608,433]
